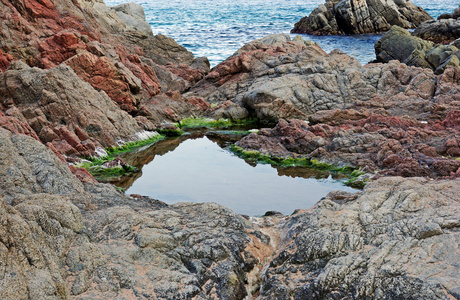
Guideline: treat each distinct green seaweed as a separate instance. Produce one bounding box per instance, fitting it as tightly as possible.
[230,145,368,187]
[105,134,165,157]
[156,128,184,137]
[79,133,165,180]
[177,117,258,129]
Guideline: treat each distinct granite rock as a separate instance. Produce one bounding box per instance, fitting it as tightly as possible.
[291,0,432,35]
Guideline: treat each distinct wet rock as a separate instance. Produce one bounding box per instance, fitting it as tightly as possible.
[260,177,460,299]
[291,0,432,35]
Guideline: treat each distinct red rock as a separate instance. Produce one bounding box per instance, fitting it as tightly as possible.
[443,110,460,130]
[0,50,13,72]
[46,142,66,162]
[65,51,137,112]
[69,165,98,184]
[186,96,211,111]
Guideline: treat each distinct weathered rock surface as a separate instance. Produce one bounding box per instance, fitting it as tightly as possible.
[1,126,459,299]
[261,177,460,299]
[0,0,210,157]
[0,61,143,157]
[291,0,432,35]
[188,34,459,125]
[413,18,460,44]
[0,127,270,299]
[237,116,460,178]
[375,25,460,74]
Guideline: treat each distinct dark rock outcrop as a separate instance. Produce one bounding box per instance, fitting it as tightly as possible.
[291,0,432,35]
[375,26,460,74]
[413,18,460,44]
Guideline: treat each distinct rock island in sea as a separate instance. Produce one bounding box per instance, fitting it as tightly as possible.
[0,0,459,299]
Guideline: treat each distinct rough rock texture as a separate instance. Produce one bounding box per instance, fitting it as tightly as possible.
[413,18,460,44]
[0,61,143,156]
[0,0,210,157]
[291,0,432,35]
[375,26,460,74]
[188,34,459,125]
[237,117,460,178]
[1,126,459,299]
[0,127,272,300]
[261,177,460,299]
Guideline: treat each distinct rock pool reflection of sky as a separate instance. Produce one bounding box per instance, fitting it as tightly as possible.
[124,136,357,216]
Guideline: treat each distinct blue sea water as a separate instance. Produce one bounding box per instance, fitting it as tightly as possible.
[104,0,458,66]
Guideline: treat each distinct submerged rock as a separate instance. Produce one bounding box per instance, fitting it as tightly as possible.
[291,0,432,35]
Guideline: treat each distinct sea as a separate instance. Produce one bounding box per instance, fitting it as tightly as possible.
[104,0,458,66]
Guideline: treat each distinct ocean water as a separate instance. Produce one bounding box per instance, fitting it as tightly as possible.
[104,0,458,66]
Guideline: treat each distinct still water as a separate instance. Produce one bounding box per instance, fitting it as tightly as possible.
[115,131,356,216]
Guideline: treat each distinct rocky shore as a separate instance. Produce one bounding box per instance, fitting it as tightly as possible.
[291,0,432,35]
[0,0,459,299]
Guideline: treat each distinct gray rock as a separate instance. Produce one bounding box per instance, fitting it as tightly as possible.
[291,0,432,35]
[111,3,152,35]
[413,18,460,44]
[260,177,460,299]
[187,34,458,124]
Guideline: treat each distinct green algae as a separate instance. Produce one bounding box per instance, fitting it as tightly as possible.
[230,145,368,188]
[78,133,165,180]
[177,117,258,129]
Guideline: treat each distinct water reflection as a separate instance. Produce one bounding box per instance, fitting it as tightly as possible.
[113,130,357,216]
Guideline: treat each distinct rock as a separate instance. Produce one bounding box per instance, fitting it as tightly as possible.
[375,26,460,74]
[0,128,266,299]
[0,62,143,156]
[413,18,460,44]
[188,34,459,125]
[260,177,460,299]
[236,117,460,178]
[291,0,432,35]
[0,0,209,134]
[111,3,152,35]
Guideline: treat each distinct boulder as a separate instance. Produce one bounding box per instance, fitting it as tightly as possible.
[260,177,460,299]
[413,19,460,44]
[291,0,432,35]
[187,34,459,125]
[375,26,460,74]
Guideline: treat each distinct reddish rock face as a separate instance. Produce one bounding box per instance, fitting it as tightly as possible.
[0,0,209,159]
[237,116,460,179]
